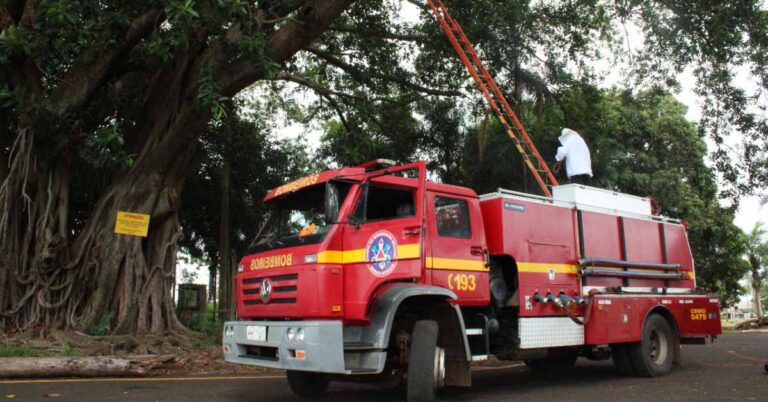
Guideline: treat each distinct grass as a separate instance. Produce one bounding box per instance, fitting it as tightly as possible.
[59,345,84,358]
[0,344,40,358]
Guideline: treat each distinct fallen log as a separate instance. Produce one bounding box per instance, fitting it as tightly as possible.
[731,318,768,331]
[0,355,176,378]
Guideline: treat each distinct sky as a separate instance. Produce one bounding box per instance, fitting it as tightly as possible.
[176,0,766,288]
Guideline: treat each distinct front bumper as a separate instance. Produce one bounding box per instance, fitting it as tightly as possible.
[222,320,346,374]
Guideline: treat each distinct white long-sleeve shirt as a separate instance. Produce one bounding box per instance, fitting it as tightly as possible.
[555,128,592,178]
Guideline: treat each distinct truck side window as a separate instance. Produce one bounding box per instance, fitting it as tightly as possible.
[360,185,415,222]
[435,197,471,238]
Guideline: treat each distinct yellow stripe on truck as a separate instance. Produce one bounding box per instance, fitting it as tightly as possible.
[317,244,421,264]
[426,257,488,272]
[516,262,579,275]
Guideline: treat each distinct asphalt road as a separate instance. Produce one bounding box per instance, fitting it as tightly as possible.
[2,332,766,402]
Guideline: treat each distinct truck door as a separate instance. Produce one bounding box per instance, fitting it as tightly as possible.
[341,179,424,319]
[427,193,489,303]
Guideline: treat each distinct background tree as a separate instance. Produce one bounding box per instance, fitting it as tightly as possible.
[744,222,767,318]
[178,102,307,321]
[454,86,751,304]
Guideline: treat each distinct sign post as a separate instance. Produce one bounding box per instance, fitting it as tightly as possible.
[114,211,150,237]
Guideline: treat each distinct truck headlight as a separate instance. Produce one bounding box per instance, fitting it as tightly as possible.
[237,264,244,273]
[287,327,296,341]
[296,328,305,342]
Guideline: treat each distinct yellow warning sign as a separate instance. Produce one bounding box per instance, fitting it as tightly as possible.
[114,211,150,237]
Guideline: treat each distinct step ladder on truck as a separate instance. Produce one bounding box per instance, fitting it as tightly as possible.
[221,2,722,401]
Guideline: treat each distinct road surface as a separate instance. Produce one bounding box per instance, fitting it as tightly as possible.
[1,332,766,401]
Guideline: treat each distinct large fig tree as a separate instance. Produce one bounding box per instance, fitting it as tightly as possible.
[0,0,354,334]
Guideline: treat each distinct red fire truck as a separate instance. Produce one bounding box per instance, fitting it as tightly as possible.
[222,159,722,401]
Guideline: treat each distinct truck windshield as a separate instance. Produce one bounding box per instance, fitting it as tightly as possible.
[248,182,350,254]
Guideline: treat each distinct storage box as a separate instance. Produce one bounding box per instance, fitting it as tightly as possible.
[552,184,652,216]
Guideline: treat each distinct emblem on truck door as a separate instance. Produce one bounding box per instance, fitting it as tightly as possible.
[260,279,272,303]
[366,230,398,278]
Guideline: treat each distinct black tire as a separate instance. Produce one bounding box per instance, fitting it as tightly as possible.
[611,343,635,376]
[627,314,675,377]
[286,370,330,397]
[407,320,444,402]
[524,350,578,372]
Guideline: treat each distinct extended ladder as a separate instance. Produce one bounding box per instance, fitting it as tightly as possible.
[426,0,559,197]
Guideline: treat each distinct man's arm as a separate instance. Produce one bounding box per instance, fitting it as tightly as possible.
[555,146,567,162]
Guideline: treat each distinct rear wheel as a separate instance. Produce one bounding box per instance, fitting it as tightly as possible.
[627,314,674,377]
[407,320,444,402]
[286,370,330,397]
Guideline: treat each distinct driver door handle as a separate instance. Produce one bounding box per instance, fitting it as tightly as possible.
[403,227,420,236]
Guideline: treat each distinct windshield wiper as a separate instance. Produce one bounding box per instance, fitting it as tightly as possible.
[263,230,284,248]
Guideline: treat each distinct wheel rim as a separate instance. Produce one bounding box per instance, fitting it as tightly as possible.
[433,346,446,389]
[648,328,669,365]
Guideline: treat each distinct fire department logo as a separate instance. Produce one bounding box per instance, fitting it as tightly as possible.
[260,278,272,303]
[365,230,398,277]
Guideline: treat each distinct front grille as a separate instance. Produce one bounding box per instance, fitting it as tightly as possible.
[244,298,297,305]
[243,273,298,284]
[241,273,299,305]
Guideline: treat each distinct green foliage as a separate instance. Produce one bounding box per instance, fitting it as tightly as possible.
[178,101,308,266]
[197,70,229,120]
[80,312,114,336]
[458,86,750,304]
[181,267,199,284]
[186,304,221,346]
[166,0,200,22]
[0,344,40,357]
[59,345,84,358]
[745,222,768,312]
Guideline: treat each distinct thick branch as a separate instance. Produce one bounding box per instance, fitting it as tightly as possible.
[261,0,310,18]
[272,72,364,100]
[270,73,353,131]
[329,26,430,43]
[48,9,165,117]
[306,46,462,97]
[218,0,356,96]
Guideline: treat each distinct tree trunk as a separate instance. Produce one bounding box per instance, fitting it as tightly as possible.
[217,160,233,321]
[75,97,209,335]
[0,355,175,378]
[752,267,763,318]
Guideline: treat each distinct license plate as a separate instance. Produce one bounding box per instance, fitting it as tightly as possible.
[246,325,267,342]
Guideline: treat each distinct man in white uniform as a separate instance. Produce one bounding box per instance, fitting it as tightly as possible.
[554,128,592,185]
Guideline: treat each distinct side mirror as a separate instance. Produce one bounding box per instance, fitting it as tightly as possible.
[347,214,361,230]
[324,182,340,224]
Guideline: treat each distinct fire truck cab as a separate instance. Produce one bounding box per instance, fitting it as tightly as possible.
[222,160,721,401]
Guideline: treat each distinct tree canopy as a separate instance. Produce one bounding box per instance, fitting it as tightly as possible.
[1,0,766,334]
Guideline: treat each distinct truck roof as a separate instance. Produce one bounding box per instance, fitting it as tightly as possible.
[480,187,681,224]
[264,167,477,202]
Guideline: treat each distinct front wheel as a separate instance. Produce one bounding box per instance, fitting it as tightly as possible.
[407,320,445,402]
[286,370,330,397]
[627,314,675,377]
